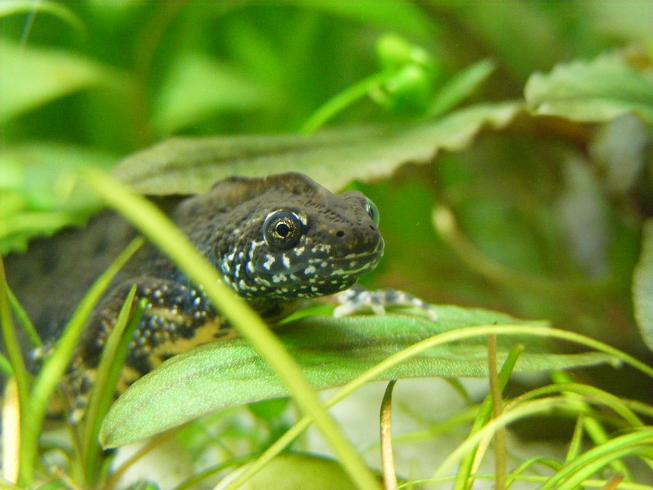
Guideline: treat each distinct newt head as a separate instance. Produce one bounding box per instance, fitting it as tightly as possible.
[189,172,384,300]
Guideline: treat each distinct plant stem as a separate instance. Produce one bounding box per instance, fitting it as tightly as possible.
[1,259,32,485]
[380,380,398,490]
[488,336,506,490]
[301,72,387,134]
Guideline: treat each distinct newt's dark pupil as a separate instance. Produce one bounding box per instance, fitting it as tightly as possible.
[276,222,290,237]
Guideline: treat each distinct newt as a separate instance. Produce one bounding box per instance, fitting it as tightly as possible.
[6,172,431,421]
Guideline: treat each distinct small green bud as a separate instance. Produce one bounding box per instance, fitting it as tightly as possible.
[376,33,432,71]
[371,64,433,113]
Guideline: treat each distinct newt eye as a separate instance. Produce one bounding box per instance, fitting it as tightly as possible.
[263,210,303,249]
[365,199,380,225]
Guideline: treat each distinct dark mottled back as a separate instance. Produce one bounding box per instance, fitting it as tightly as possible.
[5,213,136,341]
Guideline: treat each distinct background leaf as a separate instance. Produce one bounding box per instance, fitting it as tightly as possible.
[101,307,614,447]
[633,220,653,353]
[525,54,653,124]
[151,51,274,135]
[113,101,520,195]
[589,114,652,195]
[0,40,121,123]
[555,156,611,278]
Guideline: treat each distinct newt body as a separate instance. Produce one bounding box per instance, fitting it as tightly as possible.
[7,172,384,418]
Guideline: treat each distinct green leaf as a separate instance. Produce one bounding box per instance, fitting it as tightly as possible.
[113,101,521,195]
[633,220,653,353]
[101,307,613,448]
[152,52,274,135]
[0,0,84,32]
[525,54,653,124]
[0,40,120,123]
[216,453,359,490]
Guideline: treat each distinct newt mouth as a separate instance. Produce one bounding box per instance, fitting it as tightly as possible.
[330,239,385,263]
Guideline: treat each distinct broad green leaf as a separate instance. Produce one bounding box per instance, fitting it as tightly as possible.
[525,54,653,124]
[0,0,84,32]
[113,101,521,195]
[633,220,653,353]
[101,307,614,447]
[152,52,274,135]
[216,453,359,490]
[0,40,120,123]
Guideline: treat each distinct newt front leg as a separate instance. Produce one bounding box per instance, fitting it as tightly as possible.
[65,277,231,422]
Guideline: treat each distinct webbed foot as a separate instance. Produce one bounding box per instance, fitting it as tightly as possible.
[333,286,438,321]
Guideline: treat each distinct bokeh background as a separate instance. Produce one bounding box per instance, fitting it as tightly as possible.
[2,1,653,487]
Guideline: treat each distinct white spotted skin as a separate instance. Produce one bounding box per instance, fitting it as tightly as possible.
[203,172,384,306]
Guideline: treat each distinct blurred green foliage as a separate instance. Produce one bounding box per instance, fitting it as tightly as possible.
[2,0,653,487]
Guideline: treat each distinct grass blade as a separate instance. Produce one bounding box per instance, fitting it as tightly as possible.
[18,237,142,486]
[82,285,143,486]
[6,285,41,348]
[380,380,398,490]
[436,397,571,478]
[542,430,653,490]
[232,322,646,489]
[488,336,506,490]
[0,259,32,484]
[454,344,523,490]
[553,371,633,478]
[2,378,20,484]
[0,353,13,376]
[565,415,585,463]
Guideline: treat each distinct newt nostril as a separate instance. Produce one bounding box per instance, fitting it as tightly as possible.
[336,230,345,238]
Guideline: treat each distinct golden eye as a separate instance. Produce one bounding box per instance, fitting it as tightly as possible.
[274,220,292,238]
[263,211,304,249]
